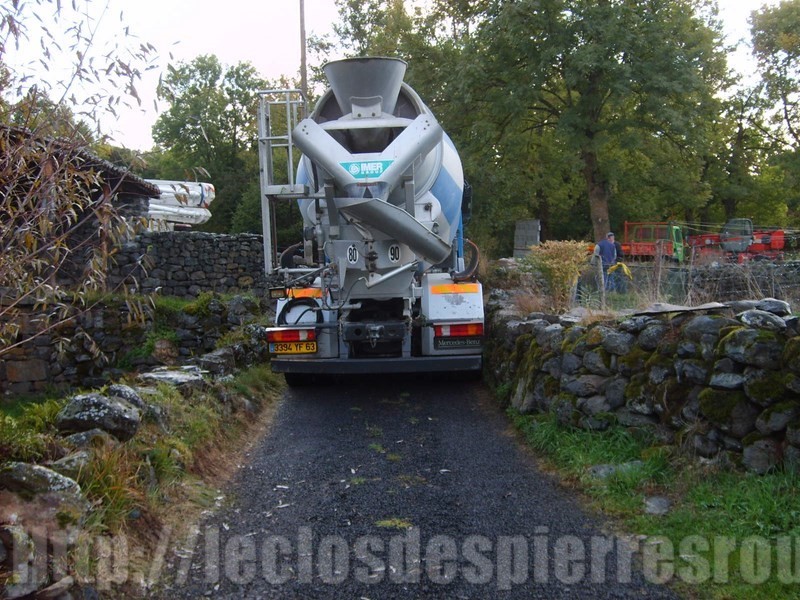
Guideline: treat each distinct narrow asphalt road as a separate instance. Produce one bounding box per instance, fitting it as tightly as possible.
[154,375,678,599]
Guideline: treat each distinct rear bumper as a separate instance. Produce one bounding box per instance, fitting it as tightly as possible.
[271,355,482,375]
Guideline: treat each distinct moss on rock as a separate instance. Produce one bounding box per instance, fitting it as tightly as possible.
[782,337,800,372]
[617,346,651,376]
[699,388,746,423]
[744,369,788,406]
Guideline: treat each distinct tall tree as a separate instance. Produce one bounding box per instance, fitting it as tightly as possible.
[462,0,729,241]
[152,55,266,232]
[752,0,800,147]
[751,0,800,213]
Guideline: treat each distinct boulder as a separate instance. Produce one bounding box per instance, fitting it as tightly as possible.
[638,322,669,351]
[756,297,791,316]
[152,338,180,365]
[742,437,782,474]
[726,300,758,313]
[713,357,739,373]
[737,309,787,332]
[619,315,656,333]
[682,315,739,342]
[743,369,786,407]
[587,461,644,480]
[675,359,709,386]
[511,376,530,411]
[601,330,636,356]
[583,349,612,376]
[56,393,141,442]
[0,464,90,533]
[62,428,116,449]
[604,376,628,410]
[577,395,611,416]
[106,384,147,411]
[625,375,657,416]
[698,390,760,439]
[615,408,659,428]
[536,323,564,353]
[644,496,671,516]
[196,347,237,375]
[45,451,91,481]
[560,352,583,375]
[0,462,82,499]
[719,328,782,370]
[562,374,607,397]
[709,372,745,390]
[541,355,561,378]
[755,402,800,435]
[784,445,800,473]
[226,294,260,325]
[680,388,703,422]
[692,434,720,458]
[138,366,209,393]
[675,340,698,359]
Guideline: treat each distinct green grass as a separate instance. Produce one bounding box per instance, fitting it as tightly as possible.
[509,409,800,599]
[368,443,386,454]
[0,396,66,462]
[375,517,413,530]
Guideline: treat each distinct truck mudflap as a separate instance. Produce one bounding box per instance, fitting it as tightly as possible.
[270,355,482,375]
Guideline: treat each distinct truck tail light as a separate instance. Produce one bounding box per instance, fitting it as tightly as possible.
[267,328,316,343]
[434,323,484,337]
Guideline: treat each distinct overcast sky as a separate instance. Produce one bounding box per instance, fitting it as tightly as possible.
[5,0,778,151]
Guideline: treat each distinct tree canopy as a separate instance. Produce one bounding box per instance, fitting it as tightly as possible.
[8,0,800,259]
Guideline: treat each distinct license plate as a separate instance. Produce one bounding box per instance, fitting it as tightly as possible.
[270,341,317,354]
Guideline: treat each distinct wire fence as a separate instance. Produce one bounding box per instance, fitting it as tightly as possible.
[572,259,800,311]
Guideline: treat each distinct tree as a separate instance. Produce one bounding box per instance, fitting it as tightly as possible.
[461,0,729,241]
[752,0,800,147]
[751,0,800,215]
[0,0,157,359]
[152,55,267,232]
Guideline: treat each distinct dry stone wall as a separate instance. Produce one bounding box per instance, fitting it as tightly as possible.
[108,231,272,298]
[485,292,800,474]
[0,296,267,395]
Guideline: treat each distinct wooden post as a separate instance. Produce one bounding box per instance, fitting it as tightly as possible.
[597,259,606,309]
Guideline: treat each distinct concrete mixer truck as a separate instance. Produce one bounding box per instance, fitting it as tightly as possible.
[258,57,483,384]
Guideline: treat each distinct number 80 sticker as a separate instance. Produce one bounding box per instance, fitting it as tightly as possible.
[347,245,359,264]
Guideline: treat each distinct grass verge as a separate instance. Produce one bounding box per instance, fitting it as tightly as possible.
[0,364,284,595]
[509,409,800,600]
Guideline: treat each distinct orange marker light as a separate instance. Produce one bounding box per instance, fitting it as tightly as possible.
[434,323,484,337]
[266,328,316,343]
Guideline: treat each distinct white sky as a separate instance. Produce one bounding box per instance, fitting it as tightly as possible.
[103,0,342,149]
[2,0,778,151]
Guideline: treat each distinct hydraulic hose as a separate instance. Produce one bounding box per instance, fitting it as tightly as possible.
[277,297,324,326]
[279,242,303,269]
[452,239,480,282]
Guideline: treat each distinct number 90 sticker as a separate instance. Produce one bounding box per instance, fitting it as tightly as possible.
[347,245,359,264]
[388,244,401,263]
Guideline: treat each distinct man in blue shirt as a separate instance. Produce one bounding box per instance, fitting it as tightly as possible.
[593,232,617,291]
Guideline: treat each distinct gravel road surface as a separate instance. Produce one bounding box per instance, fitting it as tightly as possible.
[154,375,678,599]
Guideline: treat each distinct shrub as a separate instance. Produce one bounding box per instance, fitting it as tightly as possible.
[519,240,590,312]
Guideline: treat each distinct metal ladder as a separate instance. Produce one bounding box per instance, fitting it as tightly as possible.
[257,89,307,273]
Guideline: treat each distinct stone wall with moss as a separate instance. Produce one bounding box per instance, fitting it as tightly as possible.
[485,292,800,474]
[0,294,267,396]
[108,231,273,299]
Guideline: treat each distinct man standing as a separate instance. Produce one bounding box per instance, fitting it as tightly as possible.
[593,232,617,291]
